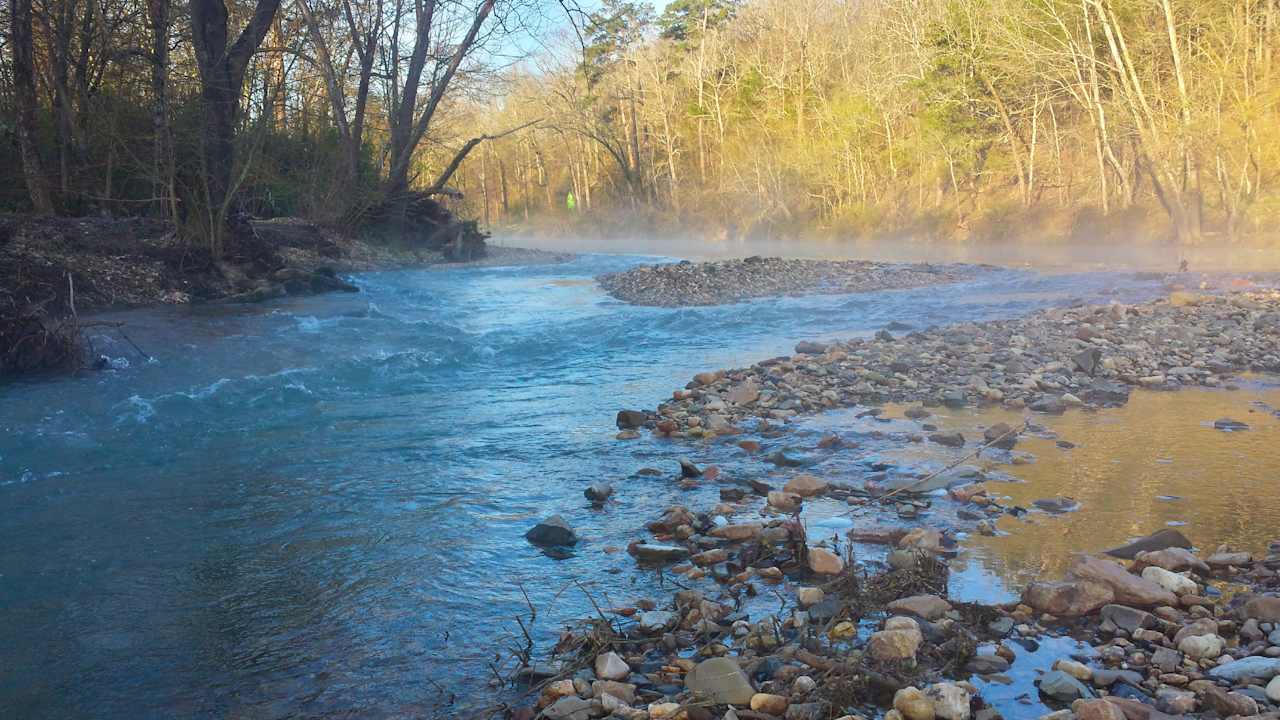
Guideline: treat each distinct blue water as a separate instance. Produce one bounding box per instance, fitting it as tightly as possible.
[0,255,1174,718]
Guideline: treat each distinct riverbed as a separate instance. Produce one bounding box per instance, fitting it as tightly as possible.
[0,254,1270,717]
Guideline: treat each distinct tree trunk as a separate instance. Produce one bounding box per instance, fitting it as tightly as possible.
[10,0,54,213]
[189,0,282,243]
[148,0,175,221]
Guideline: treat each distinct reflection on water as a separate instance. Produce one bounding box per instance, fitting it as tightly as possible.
[885,382,1280,591]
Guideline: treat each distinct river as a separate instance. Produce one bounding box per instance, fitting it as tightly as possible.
[0,253,1263,717]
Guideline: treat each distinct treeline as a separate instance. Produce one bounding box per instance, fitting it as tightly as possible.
[451,0,1280,245]
[0,0,549,249]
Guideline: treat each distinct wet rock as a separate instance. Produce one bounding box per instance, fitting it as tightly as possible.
[983,423,1018,450]
[678,458,702,478]
[1103,529,1193,559]
[927,682,971,720]
[797,587,825,607]
[768,491,803,512]
[784,474,828,497]
[966,654,1011,674]
[1072,699,1125,720]
[543,696,593,720]
[630,543,690,563]
[1090,669,1143,687]
[1206,550,1252,566]
[728,380,760,406]
[1208,655,1280,682]
[1073,348,1102,376]
[1202,685,1258,717]
[751,692,789,715]
[595,651,630,681]
[1024,580,1115,617]
[1133,547,1209,574]
[1081,381,1131,408]
[592,680,636,704]
[1213,417,1249,431]
[1177,633,1224,659]
[710,523,762,541]
[795,341,828,355]
[868,617,923,661]
[1266,675,1280,703]
[1154,688,1196,715]
[585,482,614,503]
[1243,595,1280,622]
[526,515,578,547]
[1139,566,1197,595]
[1101,604,1157,633]
[685,656,754,705]
[1033,496,1079,514]
[807,548,844,576]
[616,410,648,429]
[929,432,965,448]
[1038,670,1094,702]
[887,594,953,621]
[638,610,676,633]
[1053,659,1093,681]
[1069,555,1177,607]
[894,686,935,720]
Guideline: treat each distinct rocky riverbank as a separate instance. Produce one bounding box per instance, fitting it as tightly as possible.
[596,257,982,307]
[503,287,1280,720]
[515,462,1280,720]
[628,289,1280,440]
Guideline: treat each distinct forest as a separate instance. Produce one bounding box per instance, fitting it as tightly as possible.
[1,0,1278,246]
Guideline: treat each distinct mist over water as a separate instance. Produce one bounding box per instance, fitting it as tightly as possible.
[500,231,1280,274]
[0,253,1256,717]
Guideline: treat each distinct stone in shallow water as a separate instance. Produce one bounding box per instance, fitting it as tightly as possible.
[1023,580,1114,617]
[1038,670,1094,702]
[595,651,630,681]
[685,656,754,705]
[1213,417,1249,431]
[1104,528,1192,559]
[525,515,578,546]
[887,594,953,621]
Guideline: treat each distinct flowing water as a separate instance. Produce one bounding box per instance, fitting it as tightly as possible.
[0,254,1270,718]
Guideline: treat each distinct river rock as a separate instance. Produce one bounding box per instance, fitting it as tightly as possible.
[1213,418,1249,431]
[685,656,754,705]
[1053,659,1093,681]
[526,515,578,546]
[868,617,923,661]
[1024,580,1114,617]
[1209,655,1280,682]
[544,696,593,720]
[1033,496,1079,513]
[1104,529,1193,559]
[807,547,844,576]
[1101,604,1157,632]
[1202,686,1258,717]
[1243,595,1280,622]
[1071,700,1125,720]
[728,380,760,406]
[1133,547,1210,575]
[1038,670,1094,702]
[1140,566,1197,595]
[595,651,630,681]
[768,491,803,511]
[894,687,935,720]
[750,693,789,714]
[929,432,965,448]
[1206,550,1251,566]
[631,543,689,562]
[1177,633,1224,659]
[678,457,702,478]
[616,410,648,429]
[584,482,614,503]
[784,474,828,497]
[638,611,676,633]
[887,594,953,621]
[928,682,971,720]
[1069,555,1177,607]
[593,680,636,704]
[710,523,762,541]
[982,423,1018,450]
[1267,675,1280,703]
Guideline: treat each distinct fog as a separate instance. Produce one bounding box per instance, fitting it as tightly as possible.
[494,230,1280,274]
